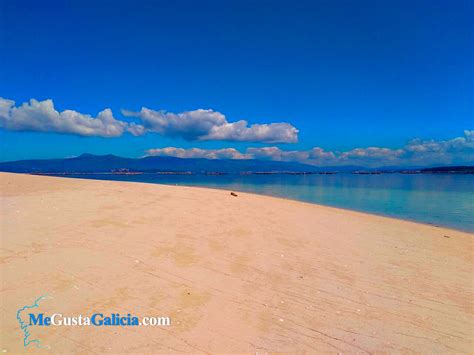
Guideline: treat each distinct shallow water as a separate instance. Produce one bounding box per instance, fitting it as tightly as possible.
[56,173,474,232]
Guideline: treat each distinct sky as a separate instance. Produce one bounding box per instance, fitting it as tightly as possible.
[0,0,473,167]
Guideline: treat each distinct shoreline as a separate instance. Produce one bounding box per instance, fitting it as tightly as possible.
[23,171,474,233]
[1,172,473,352]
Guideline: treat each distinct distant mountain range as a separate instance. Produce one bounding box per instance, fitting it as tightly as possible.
[0,153,323,174]
[0,154,472,174]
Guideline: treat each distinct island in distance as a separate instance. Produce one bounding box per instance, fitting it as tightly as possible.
[0,153,472,175]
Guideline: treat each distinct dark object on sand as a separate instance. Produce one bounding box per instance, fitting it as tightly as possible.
[230,192,238,197]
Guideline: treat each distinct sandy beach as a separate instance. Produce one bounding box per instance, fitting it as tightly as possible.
[0,172,472,353]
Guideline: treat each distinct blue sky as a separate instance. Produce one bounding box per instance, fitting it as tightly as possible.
[0,0,472,166]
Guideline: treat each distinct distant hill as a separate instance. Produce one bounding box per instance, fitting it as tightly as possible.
[0,154,471,174]
[0,153,323,174]
[419,166,474,174]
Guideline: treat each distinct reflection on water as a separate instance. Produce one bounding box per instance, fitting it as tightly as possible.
[58,173,474,232]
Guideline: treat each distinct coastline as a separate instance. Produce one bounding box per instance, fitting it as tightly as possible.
[28,171,474,233]
[1,172,473,352]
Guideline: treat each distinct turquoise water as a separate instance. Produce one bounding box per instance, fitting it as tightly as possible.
[59,173,473,232]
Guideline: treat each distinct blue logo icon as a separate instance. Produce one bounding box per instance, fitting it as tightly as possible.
[16,295,50,348]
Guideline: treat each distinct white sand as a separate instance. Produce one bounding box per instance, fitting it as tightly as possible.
[1,172,473,353]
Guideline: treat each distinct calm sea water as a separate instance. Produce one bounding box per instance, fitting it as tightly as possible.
[58,173,474,232]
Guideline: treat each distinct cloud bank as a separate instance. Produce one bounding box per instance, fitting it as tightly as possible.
[145,130,474,167]
[122,107,298,143]
[0,97,298,143]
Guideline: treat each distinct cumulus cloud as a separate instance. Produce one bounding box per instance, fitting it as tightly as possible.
[0,97,297,143]
[123,107,298,143]
[0,97,143,137]
[246,147,309,161]
[145,147,249,160]
[405,130,474,153]
[339,147,404,163]
[204,121,298,143]
[145,130,474,167]
[402,130,474,165]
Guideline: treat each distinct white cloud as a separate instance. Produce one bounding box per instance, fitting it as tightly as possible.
[0,97,143,137]
[308,147,337,161]
[122,108,226,140]
[203,121,298,143]
[246,147,309,161]
[339,147,404,162]
[144,131,474,167]
[123,107,298,143]
[145,147,249,159]
[402,130,474,165]
[405,130,474,153]
[0,97,298,143]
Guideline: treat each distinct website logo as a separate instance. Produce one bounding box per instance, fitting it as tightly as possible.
[17,295,171,348]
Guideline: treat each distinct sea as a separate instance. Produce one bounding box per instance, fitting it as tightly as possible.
[54,173,474,232]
